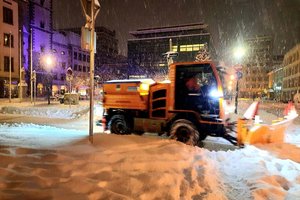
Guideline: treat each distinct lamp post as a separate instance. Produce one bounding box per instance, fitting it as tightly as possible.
[42,54,54,105]
[9,32,12,103]
[19,29,23,103]
[33,70,36,105]
[233,46,246,114]
[80,0,100,143]
[30,28,33,104]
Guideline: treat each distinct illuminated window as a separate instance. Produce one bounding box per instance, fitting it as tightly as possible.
[187,45,193,51]
[159,63,166,67]
[172,45,178,52]
[3,33,13,47]
[180,45,187,52]
[179,44,205,52]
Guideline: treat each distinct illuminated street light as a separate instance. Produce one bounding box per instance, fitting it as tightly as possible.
[233,46,246,60]
[230,74,235,80]
[233,45,246,114]
[41,54,55,105]
[45,56,53,66]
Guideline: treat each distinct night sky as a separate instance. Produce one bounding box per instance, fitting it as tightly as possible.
[53,0,300,64]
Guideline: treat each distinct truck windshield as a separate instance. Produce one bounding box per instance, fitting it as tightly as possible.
[175,63,220,114]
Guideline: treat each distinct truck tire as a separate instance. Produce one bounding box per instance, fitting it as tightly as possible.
[169,119,199,146]
[109,114,131,135]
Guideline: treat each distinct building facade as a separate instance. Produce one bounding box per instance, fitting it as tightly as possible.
[18,0,54,96]
[282,44,300,102]
[0,0,19,98]
[239,35,273,98]
[127,23,213,68]
[60,26,119,67]
[51,31,90,95]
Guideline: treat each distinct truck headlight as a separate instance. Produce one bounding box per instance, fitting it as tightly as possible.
[209,89,223,98]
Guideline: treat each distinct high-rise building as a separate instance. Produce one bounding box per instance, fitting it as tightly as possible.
[127,23,214,68]
[0,0,19,98]
[282,44,300,102]
[239,35,273,98]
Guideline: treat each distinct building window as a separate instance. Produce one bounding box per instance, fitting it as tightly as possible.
[179,44,204,52]
[4,56,14,72]
[40,45,45,52]
[83,54,86,62]
[83,66,86,72]
[53,74,58,80]
[3,7,13,25]
[78,53,82,61]
[40,0,45,6]
[74,64,78,71]
[61,62,66,69]
[74,52,77,60]
[79,65,82,71]
[172,46,178,52]
[87,55,90,62]
[3,33,13,47]
[40,21,45,29]
[61,74,65,81]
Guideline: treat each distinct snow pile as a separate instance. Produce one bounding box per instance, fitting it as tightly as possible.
[285,125,300,147]
[207,145,300,200]
[0,105,89,119]
[0,123,86,148]
[0,132,299,200]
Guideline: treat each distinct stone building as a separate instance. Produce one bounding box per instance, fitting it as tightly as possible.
[0,0,19,98]
[239,35,273,98]
[282,44,300,102]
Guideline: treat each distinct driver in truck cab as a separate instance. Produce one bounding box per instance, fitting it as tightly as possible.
[185,75,216,113]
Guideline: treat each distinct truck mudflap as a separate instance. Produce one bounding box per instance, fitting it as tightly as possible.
[237,102,298,146]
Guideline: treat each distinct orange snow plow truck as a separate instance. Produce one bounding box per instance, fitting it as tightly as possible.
[101,61,298,146]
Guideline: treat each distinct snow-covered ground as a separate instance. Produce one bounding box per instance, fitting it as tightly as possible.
[0,100,300,199]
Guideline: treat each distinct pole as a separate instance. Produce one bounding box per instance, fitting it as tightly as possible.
[33,70,36,105]
[9,32,12,103]
[30,28,33,104]
[19,30,22,103]
[234,79,239,114]
[89,0,95,143]
[69,80,71,108]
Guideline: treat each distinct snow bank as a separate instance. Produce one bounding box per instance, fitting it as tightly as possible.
[0,124,300,200]
[0,105,89,119]
[0,123,86,148]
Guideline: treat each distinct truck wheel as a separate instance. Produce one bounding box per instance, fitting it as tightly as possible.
[170,119,199,146]
[109,115,131,135]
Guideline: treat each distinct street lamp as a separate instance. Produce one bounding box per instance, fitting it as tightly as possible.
[9,32,12,103]
[233,46,246,114]
[33,70,36,105]
[80,0,100,143]
[41,54,55,105]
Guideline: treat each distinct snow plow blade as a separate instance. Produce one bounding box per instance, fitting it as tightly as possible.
[237,102,298,145]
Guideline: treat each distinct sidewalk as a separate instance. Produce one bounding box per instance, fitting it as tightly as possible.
[0,97,90,108]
